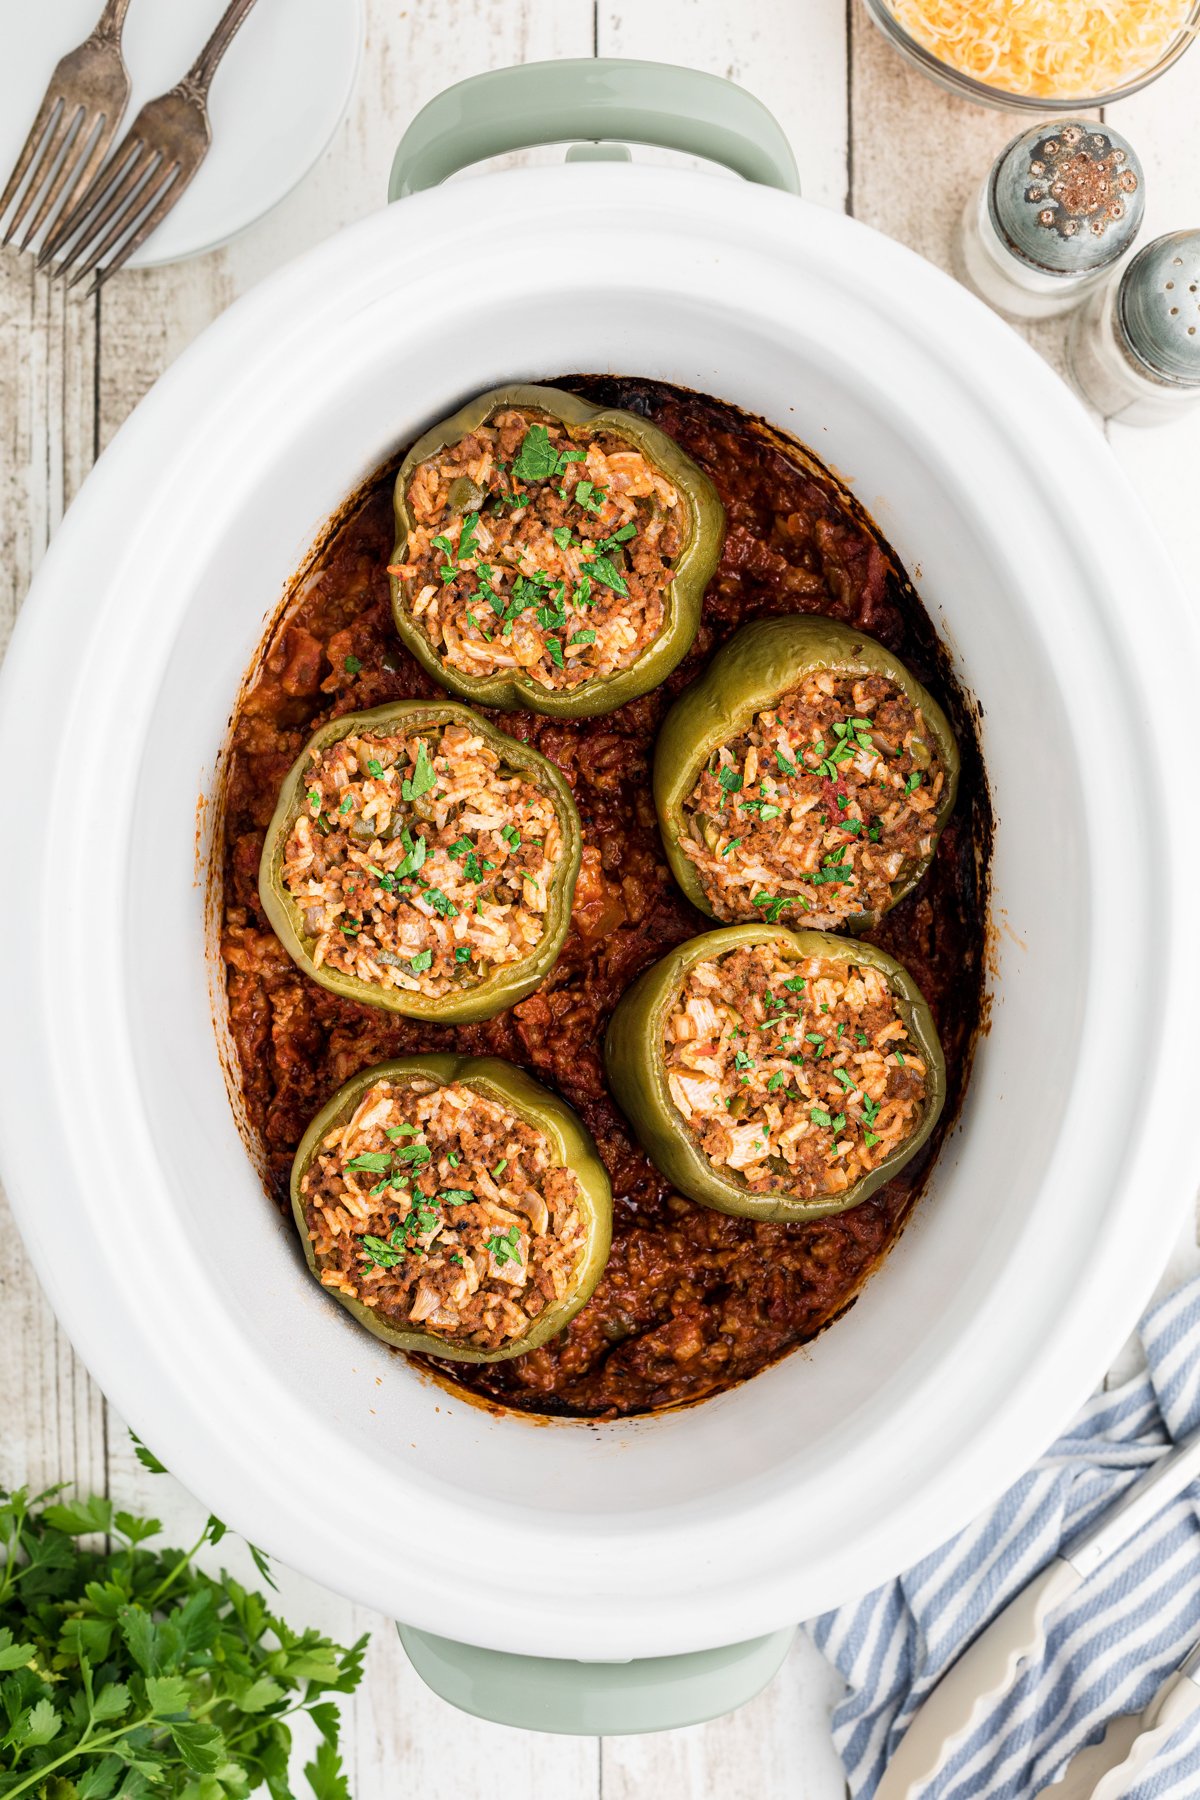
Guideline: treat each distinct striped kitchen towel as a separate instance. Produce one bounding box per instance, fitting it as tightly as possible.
[806,1273,1200,1799]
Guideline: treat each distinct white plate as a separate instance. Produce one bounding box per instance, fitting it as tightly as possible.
[0,0,362,266]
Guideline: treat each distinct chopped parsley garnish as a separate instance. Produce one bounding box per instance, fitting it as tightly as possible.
[569,629,597,646]
[402,740,438,802]
[409,948,433,974]
[904,771,922,796]
[864,1130,881,1148]
[721,838,743,856]
[448,836,473,858]
[811,861,853,885]
[783,975,806,993]
[360,1231,405,1269]
[512,424,585,483]
[492,1158,508,1178]
[582,552,628,597]
[395,830,427,878]
[767,1070,789,1091]
[810,1107,833,1128]
[343,654,362,675]
[307,788,320,807]
[338,795,353,815]
[486,1225,523,1266]
[552,526,574,551]
[455,945,472,963]
[366,759,385,779]
[734,1050,754,1071]
[441,1188,474,1205]
[345,1151,391,1173]
[546,636,565,668]
[501,824,521,849]
[422,885,458,918]
[752,893,796,924]
[392,1142,432,1166]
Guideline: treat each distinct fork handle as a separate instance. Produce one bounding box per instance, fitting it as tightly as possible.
[186,0,261,96]
[95,0,134,38]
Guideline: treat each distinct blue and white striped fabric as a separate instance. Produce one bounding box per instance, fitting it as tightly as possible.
[806,1275,1200,1799]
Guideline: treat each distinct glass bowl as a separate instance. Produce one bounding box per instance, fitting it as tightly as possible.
[860,0,1200,110]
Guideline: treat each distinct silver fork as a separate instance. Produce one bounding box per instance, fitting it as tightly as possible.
[42,0,261,291]
[0,0,134,253]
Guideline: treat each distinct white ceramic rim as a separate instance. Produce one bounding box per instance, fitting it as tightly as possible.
[0,166,1197,1657]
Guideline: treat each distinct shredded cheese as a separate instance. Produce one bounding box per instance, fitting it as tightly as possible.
[886,0,1196,97]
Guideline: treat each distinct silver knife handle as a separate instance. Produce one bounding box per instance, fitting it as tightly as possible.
[1065,1425,1200,1582]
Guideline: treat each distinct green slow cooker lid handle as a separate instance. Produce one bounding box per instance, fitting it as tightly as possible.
[388,58,801,200]
[397,1624,796,1735]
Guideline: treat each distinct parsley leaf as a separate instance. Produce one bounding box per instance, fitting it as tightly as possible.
[582,552,628,597]
[402,740,438,802]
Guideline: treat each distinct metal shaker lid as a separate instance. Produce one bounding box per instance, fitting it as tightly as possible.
[1117,231,1200,387]
[988,120,1143,276]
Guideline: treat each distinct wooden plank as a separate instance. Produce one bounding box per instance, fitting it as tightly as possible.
[601,1636,848,1800]
[848,10,1087,380]
[598,0,848,209]
[0,253,104,1504]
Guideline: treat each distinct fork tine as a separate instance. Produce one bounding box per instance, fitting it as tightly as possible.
[0,91,59,226]
[38,132,142,268]
[1,97,74,246]
[47,138,154,280]
[67,155,176,291]
[90,164,186,291]
[18,108,106,253]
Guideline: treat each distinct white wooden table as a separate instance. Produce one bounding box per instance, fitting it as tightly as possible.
[2,4,1198,1794]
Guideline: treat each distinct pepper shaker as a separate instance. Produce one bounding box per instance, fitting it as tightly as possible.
[1067,231,1200,426]
[954,121,1144,321]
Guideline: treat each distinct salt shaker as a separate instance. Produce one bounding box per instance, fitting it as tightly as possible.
[1067,231,1200,426]
[954,121,1144,321]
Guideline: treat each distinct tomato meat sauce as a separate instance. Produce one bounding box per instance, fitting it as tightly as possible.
[219,378,990,1418]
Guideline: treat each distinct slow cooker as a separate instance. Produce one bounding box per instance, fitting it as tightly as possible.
[1,59,1196,1733]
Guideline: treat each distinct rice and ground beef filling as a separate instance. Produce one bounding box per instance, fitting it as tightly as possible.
[282,721,562,997]
[679,671,947,927]
[390,408,683,690]
[301,1079,587,1349]
[665,943,929,1202]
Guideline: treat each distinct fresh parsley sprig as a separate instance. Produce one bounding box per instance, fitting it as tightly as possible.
[0,1475,366,1800]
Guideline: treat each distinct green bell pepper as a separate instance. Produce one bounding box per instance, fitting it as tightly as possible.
[653,614,960,933]
[291,1054,613,1362]
[604,923,946,1223]
[389,383,725,718]
[258,699,581,1022]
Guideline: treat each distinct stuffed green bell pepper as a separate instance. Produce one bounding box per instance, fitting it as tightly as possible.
[292,1054,613,1361]
[259,699,581,1022]
[387,383,725,718]
[654,615,959,934]
[605,923,945,1223]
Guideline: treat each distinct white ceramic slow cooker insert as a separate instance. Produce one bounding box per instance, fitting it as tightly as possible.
[1,62,1197,1703]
